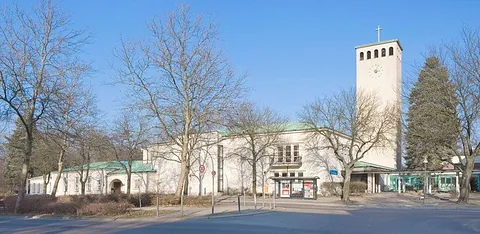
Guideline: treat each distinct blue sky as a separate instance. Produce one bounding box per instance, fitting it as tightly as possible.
[6,0,480,123]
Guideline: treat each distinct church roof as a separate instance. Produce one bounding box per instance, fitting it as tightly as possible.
[63,160,156,174]
[355,39,403,51]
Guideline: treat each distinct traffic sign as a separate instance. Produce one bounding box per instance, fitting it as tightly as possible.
[329,169,338,175]
[211,170,216,177]
[199,165,206,175]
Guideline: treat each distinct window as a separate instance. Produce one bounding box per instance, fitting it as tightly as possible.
[285,146,291,162]
[381,48,386,57]
[293,145,299,162]
[277,146,284,162]
[374,49,378,58]
[298,172,304,177]
[87,177,91,192]
[63,177,68,192]
[290,172,295,177]
[97,179,102,192]
[75,177,79,192]
[135,179,141,189]
[389,47,394,56]
[274,172,279,177]
[367,51,371,59]
[217,145,224,192]
[282,172,287,177]
[360,52,364,61]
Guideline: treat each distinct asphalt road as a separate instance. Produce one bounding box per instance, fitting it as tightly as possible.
[1,207,480,234]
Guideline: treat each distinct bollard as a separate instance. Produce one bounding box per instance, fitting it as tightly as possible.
[237,195,241,213]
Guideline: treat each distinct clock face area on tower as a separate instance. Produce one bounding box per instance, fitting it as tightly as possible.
[369,64,383,79]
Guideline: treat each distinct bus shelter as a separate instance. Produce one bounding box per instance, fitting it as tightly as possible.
[269,176,319,200]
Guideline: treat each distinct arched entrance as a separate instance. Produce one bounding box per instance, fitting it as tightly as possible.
[110,179,123,194]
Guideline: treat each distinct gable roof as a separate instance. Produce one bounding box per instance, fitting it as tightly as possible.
[63,160,156,174]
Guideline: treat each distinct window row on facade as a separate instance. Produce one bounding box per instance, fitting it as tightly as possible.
[29,177,143,194]
[273,171,304,178]
[359,47,394,61]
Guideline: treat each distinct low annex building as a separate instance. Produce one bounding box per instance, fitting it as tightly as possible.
[28,161,156,196]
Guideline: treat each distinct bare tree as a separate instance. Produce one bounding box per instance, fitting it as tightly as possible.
[31,134,58,194]
[300,88,397,202]
[70,127,107,195]
[225,102,287,208]
[113,4,245,198]
[442,26,480,203]
[109,112,150,197]
[45,71,95,197]
[0,0,89,211]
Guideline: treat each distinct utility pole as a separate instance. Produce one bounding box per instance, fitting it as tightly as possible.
[211,170,216,214]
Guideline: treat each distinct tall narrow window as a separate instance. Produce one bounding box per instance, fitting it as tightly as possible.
[75,177,79,192]
[87,177,91,192]
[389,47,394,56]
[367,51,371,59]
[381,48,386,57]
[285,146,291,162]
[63,177,68,192]
[360,52,364,61]
[277,146,284,162]
[293,145,299,162]
[217,145,224,192]
[374,49,378,58]
[135,179,141,189]
[97,179,102,192]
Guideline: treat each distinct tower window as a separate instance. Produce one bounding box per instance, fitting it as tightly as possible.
[360,52,364,61]
[367,51,371,59]
[389,47,394,56]
[381,48,386,57]
[374,49,379,58]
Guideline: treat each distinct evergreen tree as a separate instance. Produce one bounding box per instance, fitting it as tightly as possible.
[2,119,56,194]
[405,57,458,170]
[3,120,29,193]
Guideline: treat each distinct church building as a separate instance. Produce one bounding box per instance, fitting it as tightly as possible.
[28,30,406,198]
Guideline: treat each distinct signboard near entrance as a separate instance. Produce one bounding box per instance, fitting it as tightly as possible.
[280,181,290,198]
[329,169,338,175]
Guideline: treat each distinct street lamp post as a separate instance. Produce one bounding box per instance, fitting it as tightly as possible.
[423,157,428,205]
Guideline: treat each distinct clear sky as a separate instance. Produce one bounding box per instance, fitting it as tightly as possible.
[5,0,480,123]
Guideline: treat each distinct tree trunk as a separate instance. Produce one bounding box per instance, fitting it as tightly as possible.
[342,167,353,203]
[127,171,131,198]
[50,148,66,197]
[175,161,188,198]
[457,157,475,203]
[81,181,86,195]
[14,130,33,213]
[42,173,51,195]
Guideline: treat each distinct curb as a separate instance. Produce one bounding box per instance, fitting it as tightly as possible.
[204,210,274,219]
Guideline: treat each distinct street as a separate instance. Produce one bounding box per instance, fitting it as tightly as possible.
[1,207,480,233]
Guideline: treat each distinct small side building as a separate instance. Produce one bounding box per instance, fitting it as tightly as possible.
[27,161,156,196]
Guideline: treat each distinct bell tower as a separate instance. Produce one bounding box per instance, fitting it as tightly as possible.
[355,26,403,169]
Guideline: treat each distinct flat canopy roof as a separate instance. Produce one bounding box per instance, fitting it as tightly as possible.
[269,176,319,181]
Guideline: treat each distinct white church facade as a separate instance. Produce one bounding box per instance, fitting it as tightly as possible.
[28,36,404,198]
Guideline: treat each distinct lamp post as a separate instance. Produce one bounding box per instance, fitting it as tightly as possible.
[423,157,428,205]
